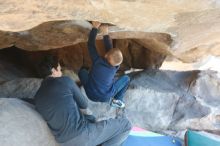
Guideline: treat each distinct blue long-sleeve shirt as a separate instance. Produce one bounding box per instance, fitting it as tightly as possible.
[85,28,119,102]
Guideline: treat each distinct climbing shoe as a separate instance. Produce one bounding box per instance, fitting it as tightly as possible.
[110,99,125,108]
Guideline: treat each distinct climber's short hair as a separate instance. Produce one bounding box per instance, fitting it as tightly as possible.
[105,48,123,66]
[37,55,59,78]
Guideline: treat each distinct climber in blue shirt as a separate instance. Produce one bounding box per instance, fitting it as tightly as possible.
[78,21,130,108]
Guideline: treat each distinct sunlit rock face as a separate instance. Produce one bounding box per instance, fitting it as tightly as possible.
[0,0,220,64]
[161,56,220,73]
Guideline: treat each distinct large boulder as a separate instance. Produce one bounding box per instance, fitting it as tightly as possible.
[124,70,220,131]
[0,98,58,146]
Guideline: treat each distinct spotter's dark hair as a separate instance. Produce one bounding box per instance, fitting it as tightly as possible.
[37,55,59,78]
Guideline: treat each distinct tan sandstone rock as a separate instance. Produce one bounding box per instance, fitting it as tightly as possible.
[0,0,220,64]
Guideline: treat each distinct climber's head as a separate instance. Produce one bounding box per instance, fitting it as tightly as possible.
[105,48,123,66]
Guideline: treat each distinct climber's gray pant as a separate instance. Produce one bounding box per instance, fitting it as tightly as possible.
[59,117,131,146]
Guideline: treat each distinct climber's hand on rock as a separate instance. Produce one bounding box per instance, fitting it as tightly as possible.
[100,24,108,35]
[92,21,101,29]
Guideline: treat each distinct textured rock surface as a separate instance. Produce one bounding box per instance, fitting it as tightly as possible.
[124,70,218,131]
[0,20,172,52]
[0,98,58,146]
[0,0,220,63]
[0,78,42,99]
